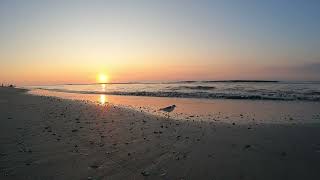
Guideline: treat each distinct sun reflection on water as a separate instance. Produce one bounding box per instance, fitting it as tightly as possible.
[99,94,107,105]
[101,84,106,92]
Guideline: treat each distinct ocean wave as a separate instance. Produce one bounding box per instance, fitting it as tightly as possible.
[175,80,279,83]
[170,85,215,90]
[305,91,320,95]
[34,88,320,101]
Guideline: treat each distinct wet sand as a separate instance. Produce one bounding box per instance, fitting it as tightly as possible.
[1,87,320,179]
[29,88,320,124]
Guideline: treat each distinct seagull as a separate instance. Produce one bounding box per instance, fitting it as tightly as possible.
[159,105,176,118]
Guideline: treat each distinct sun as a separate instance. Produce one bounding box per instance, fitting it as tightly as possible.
[97,73,109,83]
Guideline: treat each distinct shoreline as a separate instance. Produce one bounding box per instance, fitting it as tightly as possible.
[1,87,320,179]
[28,88,320,124]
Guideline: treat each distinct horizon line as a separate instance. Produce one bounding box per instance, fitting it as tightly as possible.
[21,79,320,87]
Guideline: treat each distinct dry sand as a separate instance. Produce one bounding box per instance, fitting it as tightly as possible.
[1,87,320,180]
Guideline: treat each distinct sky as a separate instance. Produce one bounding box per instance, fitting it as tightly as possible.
[1,0,320,85]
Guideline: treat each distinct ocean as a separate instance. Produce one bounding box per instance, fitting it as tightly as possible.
[28,81,320,101]
[25,81,320,124]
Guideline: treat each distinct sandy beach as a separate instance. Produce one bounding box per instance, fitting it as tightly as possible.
[1,87,320,180]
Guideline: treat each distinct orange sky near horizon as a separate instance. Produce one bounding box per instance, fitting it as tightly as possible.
[1,59,300,86]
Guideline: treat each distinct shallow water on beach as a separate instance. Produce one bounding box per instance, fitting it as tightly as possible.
[28,89,320,124]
